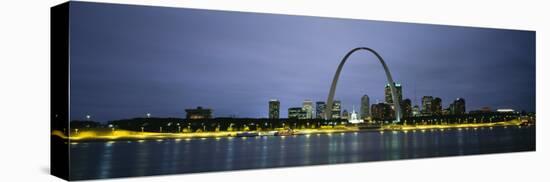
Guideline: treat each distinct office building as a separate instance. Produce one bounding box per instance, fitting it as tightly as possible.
[288,107,306,119]
[412,105,421,117]
[432,97,442,115]
[401,98,412,118]
[422,96,433,115]
[331,100,342,119]
[450,98,466,115]
[268,99,280,119]
[385,82,403,104]
[315,101,326,119]
[360,95,370,119]
[371,103,393,121]
[302,99,314,119]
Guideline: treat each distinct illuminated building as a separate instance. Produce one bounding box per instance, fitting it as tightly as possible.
[401,98,412,118]
[302,99,314,119]
[268,99,280,119]
[348,107,364,124]
[422,96,433,115]
[315,101,326,119]
[288,107,306,119]
[450,98,466,115]
[331,100,342,119]
[361,95,370,119]
[385,82,402,104]
[371,103,393,121]
[412,105,420,116]
[185,106,212,119]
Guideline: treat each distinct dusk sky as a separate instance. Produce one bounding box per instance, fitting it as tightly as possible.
[69,2,535,122]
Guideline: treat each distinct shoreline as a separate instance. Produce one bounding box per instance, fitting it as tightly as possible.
[56,120,530,143]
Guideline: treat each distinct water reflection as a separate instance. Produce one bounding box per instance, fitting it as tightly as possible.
[98,141,113,178]
[260,136,269,167]
[278,136,287,166]
[225,138,234,170]
[70,126,535,180]
[133,140,148,176]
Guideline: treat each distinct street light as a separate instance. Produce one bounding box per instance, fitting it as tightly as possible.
[146,113,151,118]
[85,115,91,120]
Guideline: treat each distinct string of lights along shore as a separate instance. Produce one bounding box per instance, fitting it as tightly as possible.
[266,82,504,123]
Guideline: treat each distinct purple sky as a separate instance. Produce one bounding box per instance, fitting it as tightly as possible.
[68,2,535,122]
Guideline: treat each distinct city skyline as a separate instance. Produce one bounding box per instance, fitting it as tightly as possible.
[52,2,537,181]
[77,91,511,121]
[69,2,535,122]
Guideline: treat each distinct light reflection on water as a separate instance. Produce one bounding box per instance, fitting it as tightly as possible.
[70,126,535,180]
[98,142,113,178]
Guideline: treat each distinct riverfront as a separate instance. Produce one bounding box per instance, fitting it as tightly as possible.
[69,124,535,180]
[55,120,529,142]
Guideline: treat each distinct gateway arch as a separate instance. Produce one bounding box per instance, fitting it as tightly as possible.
[324,47,401,123]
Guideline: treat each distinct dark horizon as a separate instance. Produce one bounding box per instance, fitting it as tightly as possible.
[68,2,536,122]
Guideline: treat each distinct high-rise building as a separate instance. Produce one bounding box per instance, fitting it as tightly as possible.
[401,98,412,118]
[412,105,420,117]
[268,99,280,119]
[385,82,402,105]
[371,103,393,121]
[360,95,370,119]
[288,107,306,119]
[421,96,433,115]
[432,97,442,115]
[331,100,341,119]
[371,104,382,120]
[450,98,466,115]
[315,101,326,119]
[302,99,313,119]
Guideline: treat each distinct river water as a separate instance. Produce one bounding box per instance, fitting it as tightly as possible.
[69,126,535,180]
